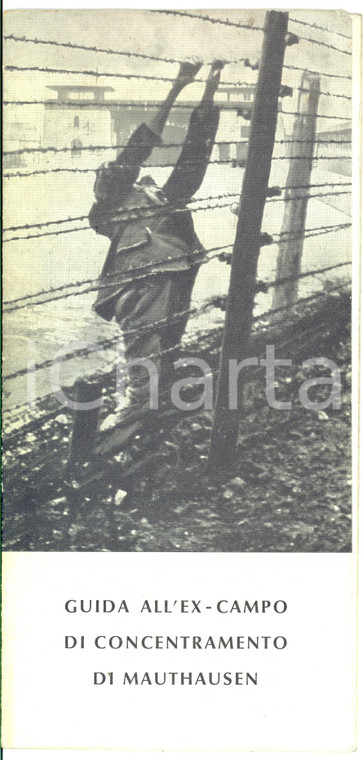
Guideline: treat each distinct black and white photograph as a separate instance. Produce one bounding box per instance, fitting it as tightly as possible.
[3,9,354,552]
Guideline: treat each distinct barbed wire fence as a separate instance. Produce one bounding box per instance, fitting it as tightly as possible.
[3,10,352,497]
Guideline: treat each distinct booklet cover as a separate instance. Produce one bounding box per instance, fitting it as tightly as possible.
[2,7,360,753]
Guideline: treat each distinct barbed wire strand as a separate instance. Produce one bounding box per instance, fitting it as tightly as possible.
[4,224,351,313]
[3,201,237,243]
[3,139,236,157]
[266,189,351,203]
[273,223,351,239]
[283,62,351,80]
[3,98,352,123]
[4,312,223,425]
[3,32,250,67]
[4,64,353,102]
[3,182,352,235]
[290,33,351,55]
[280,109,351,121]
[4,187,352,240]
[279,181,351,188]
[4,27,353,71]
[2,30,351,80]
[4,224,351,314]
[152,9,351,55]
[3,295,221,382]
[4,326,222,441]
[296,86,351,101]
[3,99,256,112]
[3,191,352,244]
[3,224,91,242]
[255,280,350,324]
[273,225,351,245]
[3,152,353,180]
[3,153,353,182]
[268,259,351,288]
[4,191,240,233]
[3,247,232,314]
[3,136,352,159]
[4,222,351,308]
[151,9,264,32]
[3,33,190,66]
[289,15,351,41]
[3,155,234,180]
[4,60,352,88]
[4,64,255,89]
[4,260,352,403]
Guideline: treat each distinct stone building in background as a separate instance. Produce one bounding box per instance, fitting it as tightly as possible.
[3,122,42,169]
[43,85,116,168]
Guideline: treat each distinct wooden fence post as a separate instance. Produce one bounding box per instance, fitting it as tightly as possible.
[208,10,289,474]
[271,72,321,313]
[67,378,103,474]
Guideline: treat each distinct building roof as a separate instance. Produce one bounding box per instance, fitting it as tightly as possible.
[46,85,114,93]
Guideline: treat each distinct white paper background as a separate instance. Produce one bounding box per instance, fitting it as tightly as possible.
[2,552,356,751]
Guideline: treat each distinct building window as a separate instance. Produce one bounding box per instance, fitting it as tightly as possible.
[74,115,80,128]
[68,91,94,100]
[244,93,252,101]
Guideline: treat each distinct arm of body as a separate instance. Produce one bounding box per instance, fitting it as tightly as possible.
[89,61,203,239]
[162,104,220,203]
[163,60,224,203]
[89,124,161,239]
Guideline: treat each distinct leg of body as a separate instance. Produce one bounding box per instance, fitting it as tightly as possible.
[158,268,199,396]
[114,275,173,408]
[100,268,198,431]
[116,269,197,404]
[100,275,173,431]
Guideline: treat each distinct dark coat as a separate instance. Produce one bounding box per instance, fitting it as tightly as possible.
[89,105,220,320]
